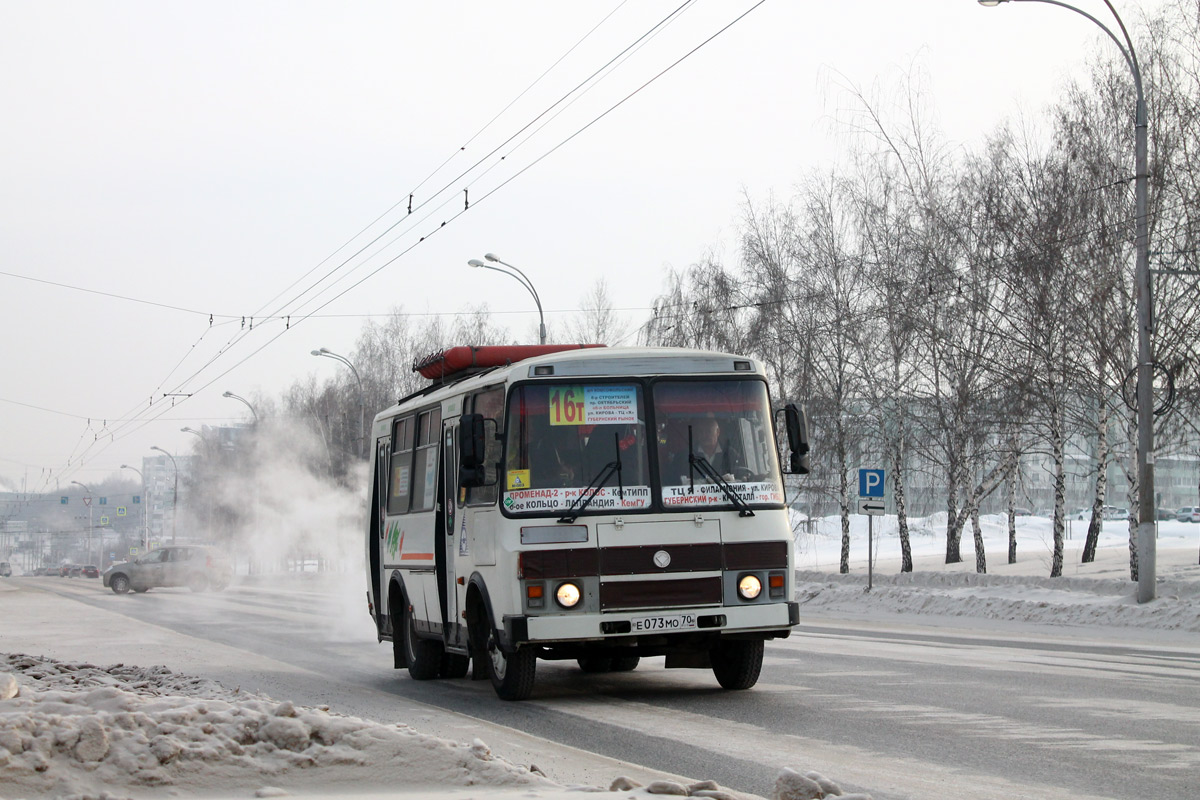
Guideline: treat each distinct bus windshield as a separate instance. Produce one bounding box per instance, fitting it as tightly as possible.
[654,380,784,509]
[503,383,651,514]
[502,378,784,515]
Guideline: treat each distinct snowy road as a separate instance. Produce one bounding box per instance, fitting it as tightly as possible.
[12,574,1200,800]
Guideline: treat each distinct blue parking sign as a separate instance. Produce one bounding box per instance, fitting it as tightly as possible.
[859,469,885,498]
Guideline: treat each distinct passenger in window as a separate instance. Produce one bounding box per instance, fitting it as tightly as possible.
[664,414,740,482]
[530,423,581,487]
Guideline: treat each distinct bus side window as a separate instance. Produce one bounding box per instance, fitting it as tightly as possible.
[411,407,442,513]
[388,417,414,515]
[466,386,504,506]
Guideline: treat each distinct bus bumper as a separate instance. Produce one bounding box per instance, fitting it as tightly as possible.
[508,600,798,646]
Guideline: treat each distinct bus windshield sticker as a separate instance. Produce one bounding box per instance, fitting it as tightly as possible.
[504,485,651,513]
[662,481,783,507]
[550,385,638,426]
[507,469,530,490]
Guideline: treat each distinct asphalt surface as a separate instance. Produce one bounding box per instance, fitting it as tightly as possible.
[16,575,1200,800]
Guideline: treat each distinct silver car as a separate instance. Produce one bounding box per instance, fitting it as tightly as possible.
[102,546,232,594]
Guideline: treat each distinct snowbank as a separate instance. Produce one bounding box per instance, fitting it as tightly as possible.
[795,569,1200,631]
[0,654,789,800]
[0,653,560,799]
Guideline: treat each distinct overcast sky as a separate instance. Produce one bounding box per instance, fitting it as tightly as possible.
[0,1,1134,492]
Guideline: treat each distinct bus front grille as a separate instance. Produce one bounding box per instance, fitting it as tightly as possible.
[599,576,721,610]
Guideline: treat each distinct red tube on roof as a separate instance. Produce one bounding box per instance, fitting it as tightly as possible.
[413,344,606,380]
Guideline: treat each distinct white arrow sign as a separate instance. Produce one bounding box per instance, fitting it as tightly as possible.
[858,498,885,516]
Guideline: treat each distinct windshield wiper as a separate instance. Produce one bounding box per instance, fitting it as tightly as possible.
[558,431,624,523]
[687,425,754,517]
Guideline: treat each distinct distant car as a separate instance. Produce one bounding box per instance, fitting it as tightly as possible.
[1102,506,1129,521]
[59,564,73,577]
[1157,508,1177,520]
[1012,507,1032,516]
[102,545,233,595]
[81,564,99,578]
[1177,507,1200,523]
[0,562,11,578]
[1068,507,1089,520]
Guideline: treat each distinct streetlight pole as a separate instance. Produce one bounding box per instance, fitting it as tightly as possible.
[311,348,367,460]
[150,447,179,545]
[120,464,147,551]
[222,391,259,423]
[978,0,1154,601]
[181,427,204,438]
[70,480,93,566]
[468,253,547,344]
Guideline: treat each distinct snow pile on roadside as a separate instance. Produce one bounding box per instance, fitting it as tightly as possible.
[0,654,767,800]
[0,652,557,799]
[794,570,1200,632]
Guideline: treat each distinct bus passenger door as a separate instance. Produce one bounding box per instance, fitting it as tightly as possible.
[370,436,389,634]
[441,420,466,649]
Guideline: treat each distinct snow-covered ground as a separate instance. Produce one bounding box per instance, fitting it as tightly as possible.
[792,513,1200,635]
[3,514,1197,800]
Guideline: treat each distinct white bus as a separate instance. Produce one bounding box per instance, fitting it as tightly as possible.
[366,344,809,700]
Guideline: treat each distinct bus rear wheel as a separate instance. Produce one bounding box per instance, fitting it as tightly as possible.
[486,630,536,700]
[403,607,443,680]
[710,639,763,690]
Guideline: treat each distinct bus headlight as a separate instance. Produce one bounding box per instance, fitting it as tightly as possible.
[737,574,762,600]
[555,582,581,608]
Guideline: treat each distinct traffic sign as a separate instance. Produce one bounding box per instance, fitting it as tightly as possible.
[117,506,127,516]
[858,469,885,498]
[60,496,68,505]
[858,498,885,516]
[82,496,92,506]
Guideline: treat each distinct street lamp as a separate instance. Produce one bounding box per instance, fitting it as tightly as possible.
[120,464,148,549]
[222,391,259,423]
[181,426,204,438]
[468,253,547,344]
[311,347,367,460]
[979,0,1154,601]
[150,446,179,545]
[70,480,93,565]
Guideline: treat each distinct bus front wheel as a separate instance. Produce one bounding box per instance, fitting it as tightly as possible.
[486,631,536,701]
[710,639,764,690]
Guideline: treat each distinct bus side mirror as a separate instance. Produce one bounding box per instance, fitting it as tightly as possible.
[458,414,498,487]
[783,403,810,475]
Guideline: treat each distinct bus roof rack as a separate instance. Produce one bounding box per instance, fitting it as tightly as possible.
[412,344,606,381]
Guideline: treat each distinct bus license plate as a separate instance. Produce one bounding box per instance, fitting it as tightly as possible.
[629,613,698,633]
